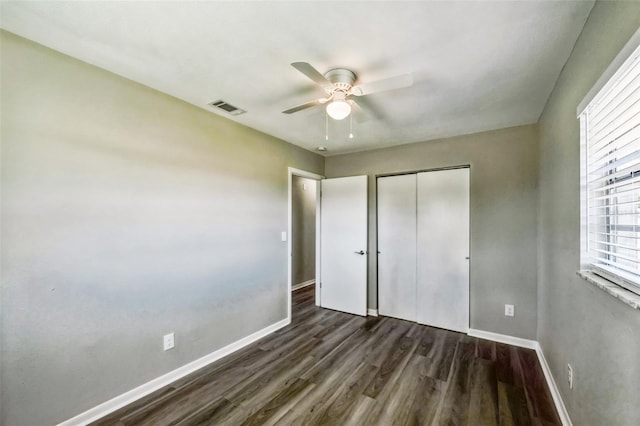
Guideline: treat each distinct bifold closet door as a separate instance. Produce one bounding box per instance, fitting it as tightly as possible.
[416,168,469,333]
[377,174,417,322]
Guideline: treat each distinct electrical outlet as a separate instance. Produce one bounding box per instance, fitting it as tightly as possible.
[163,333,175,351]
[504,304,515,317]
[567,363,573,389]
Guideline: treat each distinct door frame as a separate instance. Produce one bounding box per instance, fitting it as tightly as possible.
[288,167,324,321]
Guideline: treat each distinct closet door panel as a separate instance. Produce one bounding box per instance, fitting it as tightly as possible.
[377,174,417,321]
[416,168,469,332]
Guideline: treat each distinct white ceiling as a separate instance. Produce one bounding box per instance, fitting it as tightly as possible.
[1,1,594,156]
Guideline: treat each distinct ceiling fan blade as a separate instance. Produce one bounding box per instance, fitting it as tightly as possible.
[282,99,321,114]
[291,62,333,90]
[350,96,385,121]
[348,99,369,123]
[351,73,413,96]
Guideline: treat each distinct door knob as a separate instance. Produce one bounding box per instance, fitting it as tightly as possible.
[354,250,366,255]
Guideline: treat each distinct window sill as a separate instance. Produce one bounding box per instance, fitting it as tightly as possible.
[577,270,640,310]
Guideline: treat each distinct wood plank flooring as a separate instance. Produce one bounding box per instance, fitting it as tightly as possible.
[93,286,561,425]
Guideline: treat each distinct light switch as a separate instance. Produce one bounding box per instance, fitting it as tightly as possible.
[163,333,175,351]
[505,304,515,317]
[281,231,287,242]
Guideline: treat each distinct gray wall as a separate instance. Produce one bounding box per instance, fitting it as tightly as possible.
[0,31,323,425]
[537,2,640,425]
[291,176,316,285]
[325,124,539,340]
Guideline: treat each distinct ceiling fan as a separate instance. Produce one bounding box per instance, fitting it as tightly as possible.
[282,62,413,120]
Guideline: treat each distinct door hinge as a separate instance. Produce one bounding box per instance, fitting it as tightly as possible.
[319,282,322,288]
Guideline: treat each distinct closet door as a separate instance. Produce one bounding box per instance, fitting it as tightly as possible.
[416,168,469,332]
[377,174,417,322]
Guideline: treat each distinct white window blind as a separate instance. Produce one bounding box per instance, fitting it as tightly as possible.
[580,41,640,293]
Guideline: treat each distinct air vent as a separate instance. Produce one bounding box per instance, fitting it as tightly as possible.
[208,100,246,116]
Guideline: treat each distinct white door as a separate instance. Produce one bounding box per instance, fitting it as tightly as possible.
[416,168,470,332]
[320,175,368,316]
[377,174,417,321]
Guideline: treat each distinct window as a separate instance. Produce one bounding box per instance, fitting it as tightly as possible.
[579,36,640,295]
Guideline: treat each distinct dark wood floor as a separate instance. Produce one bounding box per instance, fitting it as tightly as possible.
[93,285,561,425]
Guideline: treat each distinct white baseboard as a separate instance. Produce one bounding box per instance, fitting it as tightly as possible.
[468,329,571,426]
[534,342,572,426]
[58,318,290,426]
[467,328,537,349]
[367,308,379,317]
[291,279,315,291]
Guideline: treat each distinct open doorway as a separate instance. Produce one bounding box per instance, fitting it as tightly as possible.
[287,168,323,321]
[292,175,317,291]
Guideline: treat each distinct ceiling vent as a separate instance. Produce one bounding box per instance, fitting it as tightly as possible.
[208,100,246,116]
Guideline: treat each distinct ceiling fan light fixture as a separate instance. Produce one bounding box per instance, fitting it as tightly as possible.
[326,100,351,120]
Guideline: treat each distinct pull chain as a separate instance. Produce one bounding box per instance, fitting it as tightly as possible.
[325,112,329,141]
[349,113,354,139]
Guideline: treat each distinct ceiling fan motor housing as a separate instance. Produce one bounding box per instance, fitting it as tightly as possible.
[324,68,357,94]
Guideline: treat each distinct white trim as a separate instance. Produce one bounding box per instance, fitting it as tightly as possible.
[291,279,315,291]
[467,328,537,349]
[367,308,379,317]
[288,167,324,181]
[57,318,290,426]
[577,26,640,115]
[534,342,573,426]
[468,329,571,426]
[315,178,322,307]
